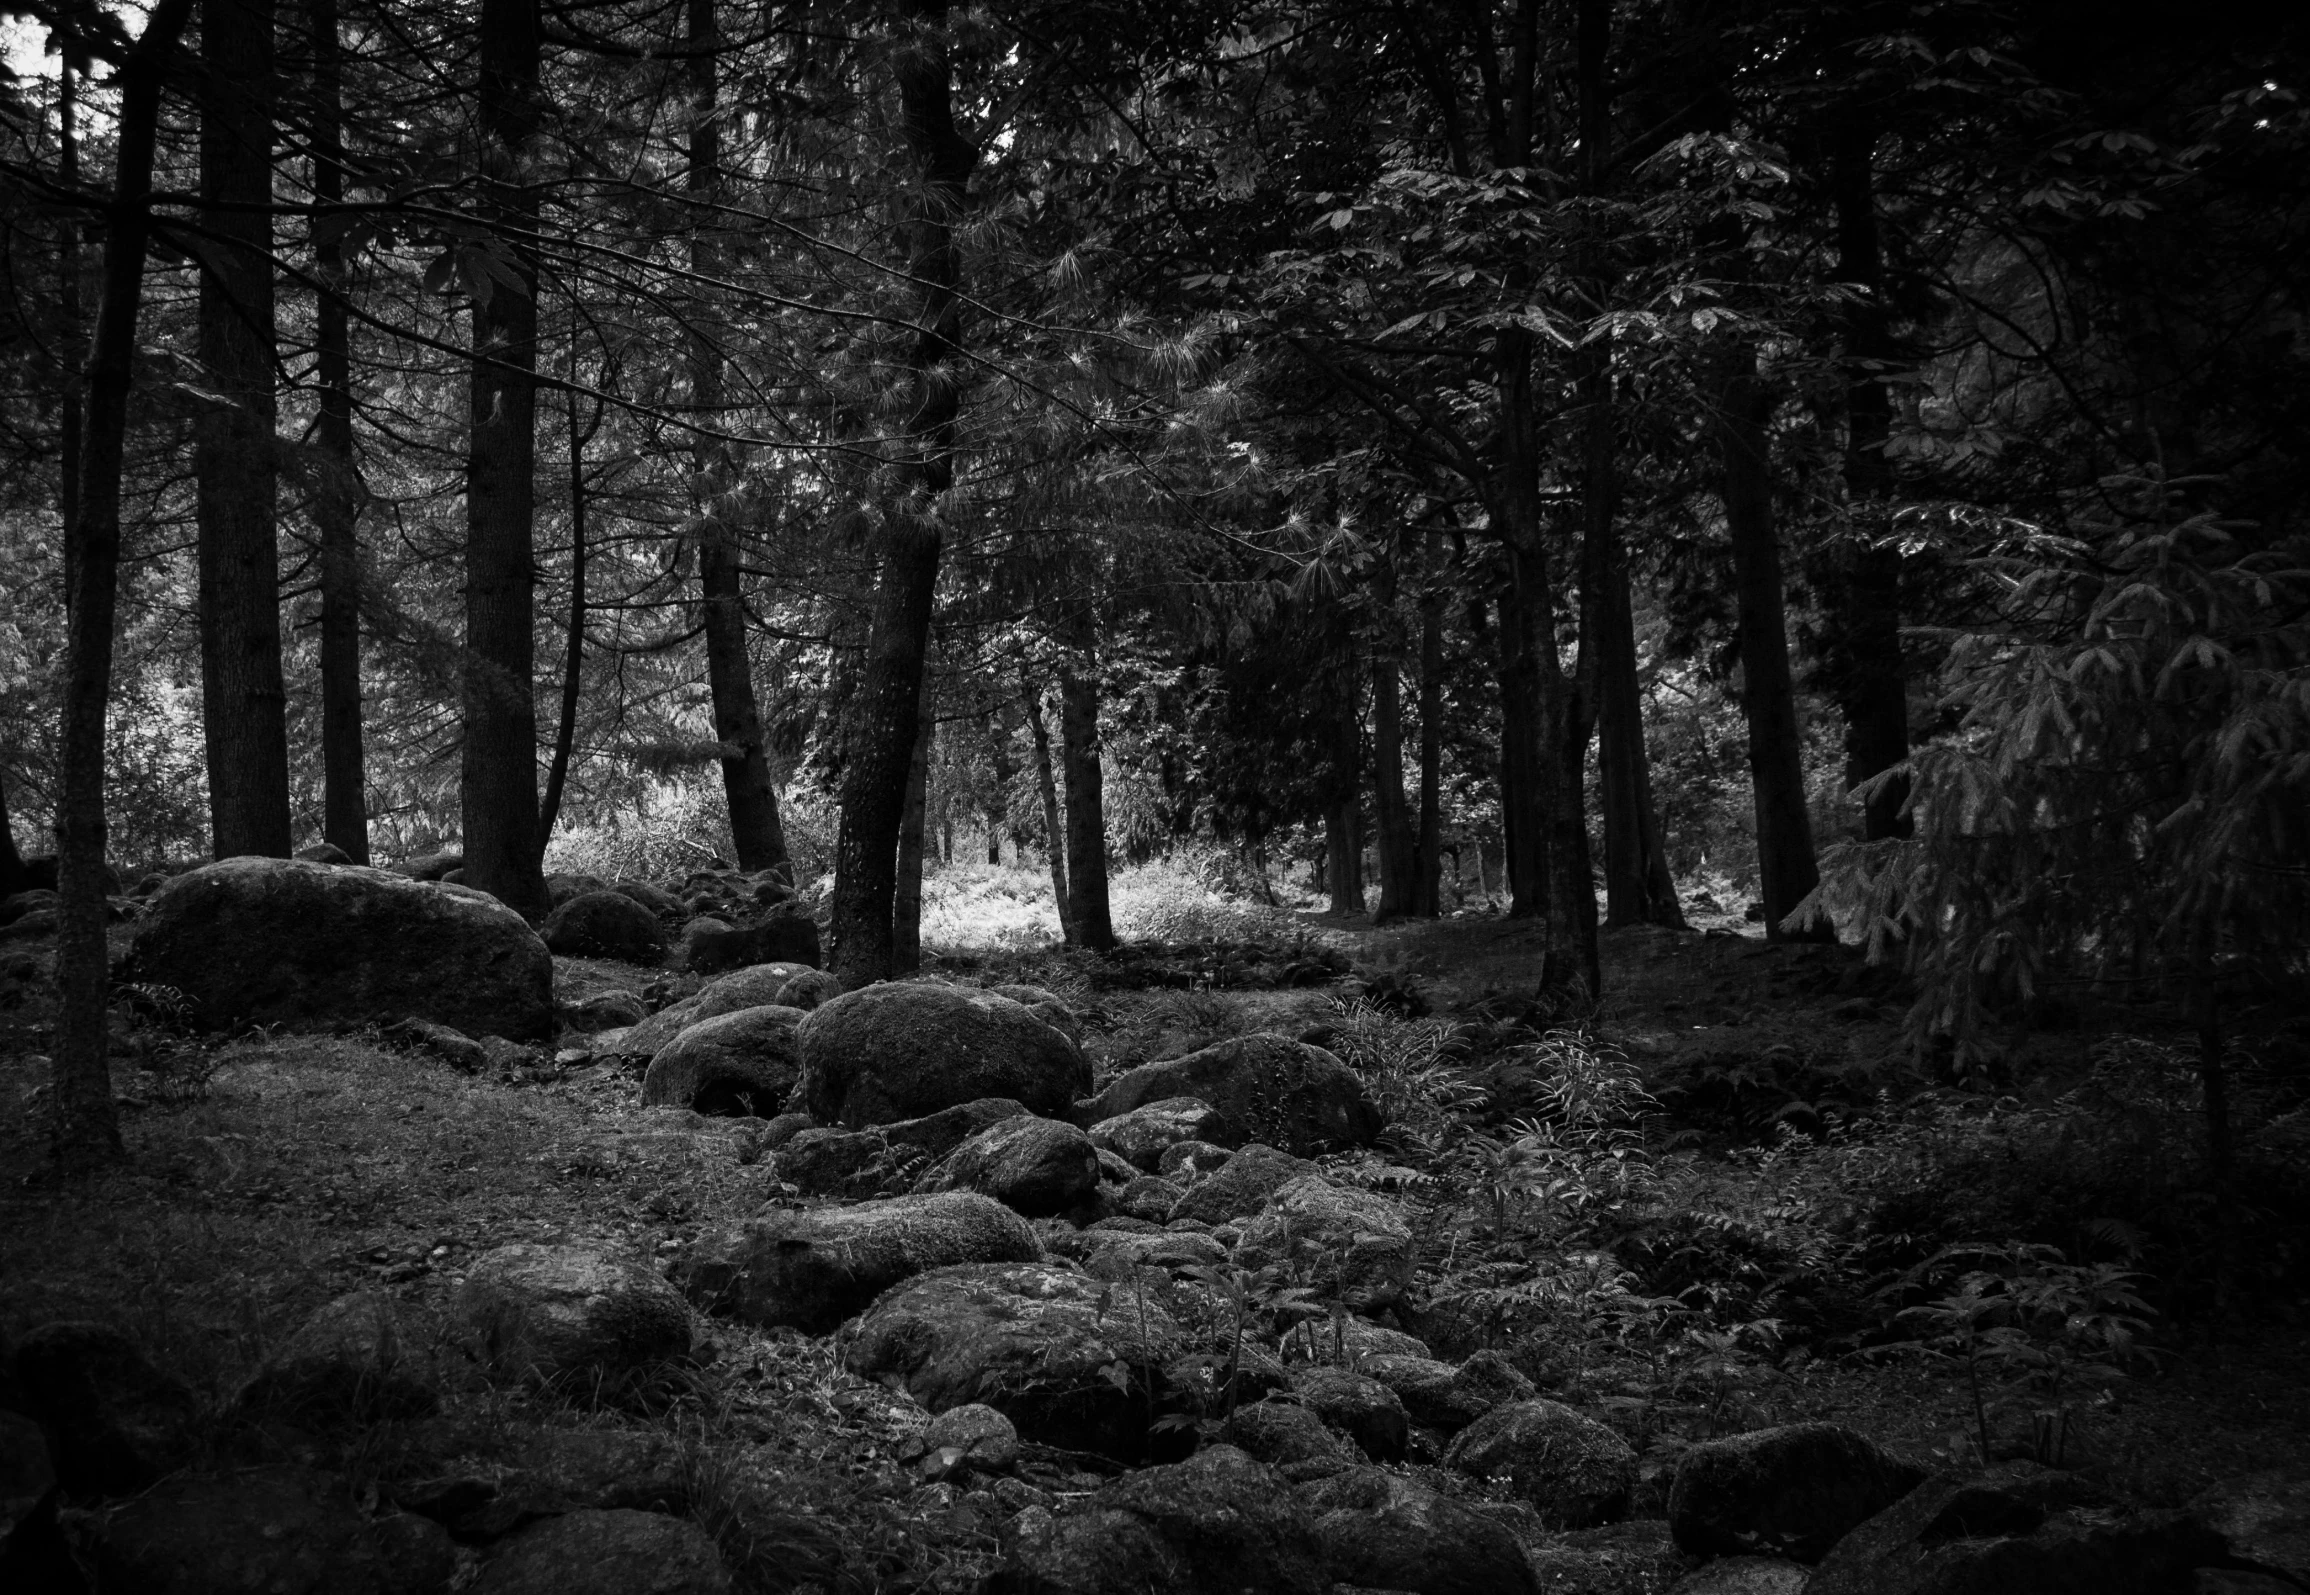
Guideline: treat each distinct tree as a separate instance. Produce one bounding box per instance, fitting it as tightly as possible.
[195,0,292,860]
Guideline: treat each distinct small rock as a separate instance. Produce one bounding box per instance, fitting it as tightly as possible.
[1088,1098,1227,1172]
[1111,1175,1185,1223]
[1444,1399,1636,1529]
[923,1403,1020,1475]
[387,1017,488,1073]
[1234,1176,1415,1310]
[1221,1399,1354,1469]
[1073,1034,1382,1158]
[1157,1140,1232,1178]
[456,1245,691,1384]
[294,842,354,865]
[1290,1366,1408,1462]
[913,1116,1102,1218]
[1669,1557,1810,1595]
[1165,1144,1315,1225]
[471,1508,730,1595]
[543,891,668,961]
[561,990,648,1032]
[1357,1350,1531,1433]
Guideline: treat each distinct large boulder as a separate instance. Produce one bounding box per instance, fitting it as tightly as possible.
[1072,1034,1382,1157]
[1164,1143,1315,1225]
[542,890,667,961]
[90,1466,453,1595]
[797,984,1091,1126]
[674,1192,1042,1334]
[1219,1399,1354,1471]
[391,851,463,881]
[123,857,552,1039]
[1234,1176,1416,1309]
[1088,1098,1227,1173]
[989,984,1085,1046]
[844,1261,1199,1461]
[690,963,827,1019]
[914,1116,1102,1218]
[613,880,682,918]
[1359,1349,1533,1433]
[235,1290,437,1422]
[455,1244,691,1384]
[1290,1366,1409,1462]
[1670,1422,1928,1563]
[2190,1472,2310,1584]
[678,910,820,974]
[1303,1466,1541,1595]
[640,1005,805,1117]
[1807,1466,2228,1595]
[1444,1399,1637,1528]
[995,1445,1329,1595]
[8,1321,198,1496]
[471,1508,730,1595]
[774,1098,1031,1198]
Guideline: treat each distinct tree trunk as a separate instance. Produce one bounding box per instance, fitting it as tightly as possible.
[461,0,548,920]
[53,0,195,1171]
[1714,358,1834,942]
[310,0,367,862]
[1494,581,1546,918]
[892,696,932,974]
[58,60,82,604]
[828,0,973,986]
[537,377,592,850]
[986,708,1018,864]
[1326,668,1366,916]
[1825,122,1911,841]
[1412,531,1444,917]
[1059,659,1115,950]
[1371,618,1417,922]
[1594,555,1682,927]
[1026,685,1074,944]
[196,0,291,861]
[0,775,26,900]
[690,0,788,874]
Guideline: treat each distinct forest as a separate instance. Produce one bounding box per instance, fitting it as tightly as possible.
[0,0,2305,1592]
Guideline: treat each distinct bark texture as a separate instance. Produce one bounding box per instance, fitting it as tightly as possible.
[1325,668,1365,916]
[1026,687,1075,945]
[311,0,367,861]
[1058,662,1114,951]
[196,0,291,861]
[893,699,932,973]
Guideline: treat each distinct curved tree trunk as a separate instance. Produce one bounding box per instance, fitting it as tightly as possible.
[829,0,974,986]
[197,0,291,861]
[311,0,368,862]
[54,0,196,1171]
[461,0,548,920]
[1059,660,1115,950]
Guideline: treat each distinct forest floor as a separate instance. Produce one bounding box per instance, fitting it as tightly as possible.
[1,893,2305,1590]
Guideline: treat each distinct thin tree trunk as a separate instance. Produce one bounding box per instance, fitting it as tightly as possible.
[1826,121,1911,842]
[986,708,1018,864]
[690,0,788,874]
[1026,685,1075,944]
[310,0,367,862]
[461,0,547,920]
[1371,595,1416,921]
[1595,549,1682,927]
[1059,659,1115,950]
[1715,359,1834,942]
[58,61,82,595]
[53,0,195,1171]
[828,0,974,986]
[1326,666,1366,916]
[1494,581,1545,918]
[0,775,25,901]
[196,0,291,860]
[893,697,932,973]
[538,375,593,850]
[1412,531,1443,917]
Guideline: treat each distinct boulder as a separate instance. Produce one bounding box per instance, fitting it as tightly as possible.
[294,842,353,865]
[923,1403,1021,1475]
[772,967,842,1011]
[683,963,820,1023]
[640,1005,805,1117]
[1089,1098,1227,1173]
[774,1098,1031,1199]
[1290,1366,1409,1462]
[471,1508,730,1595]
[621,994,707,1059]
[2190,1472,2310,1583]
[8,1321,198,1496]
[1165,1144,1315,1225]
[1359,1349,1531,1433]
[1670,1421,1927,1563]
[562,990,647,1032]
[1808,1465,2226,1595]
[387,1017,489,1073]
[797,984,1091,1126]
[392,851,464,881]
[123,857,552,1039]
[455,1244,691,1383]
[236,1290,437,1422]
[91,1466,452,1595]
[678,910,820,974]
[914,1116,1102,1218]
[1303,1466,1540,1595]
[0,889,58,928]
[1111,1175,1186,1223]
[675,1192,1042,1334]
[1157,1140,1233,1178]
[1234,1176,1415,1309]
[1080,1228,1229,1279]
[1282,1317,1435,1369]
[844,1260,1198,1461]
[1072,1034,1382,1157]
[613,879,682,916]
[1220,1399,1354,1470]
[995,1444,1328,1595]
[544,872,612,908]
[1669,1560,1810,1595]
[989,984,1085,1046]
[543,891,668,961]
[1444,1399,1637,1528]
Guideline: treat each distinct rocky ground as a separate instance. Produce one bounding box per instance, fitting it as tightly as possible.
[0,857,2305,1593]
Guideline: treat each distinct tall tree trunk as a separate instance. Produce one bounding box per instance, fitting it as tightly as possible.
[1412,531,1444,917]
[1370,594,1417,921]
[689,0,788,873]
[1326,665,1366,916]
[892,697,932,973]
[1494,581,1546,919]
[53,0,195,1171]
[310,0,367,861]
[1825,121,1911,841]
[0,775,25,901]
[58,60,82,594]
[1594,553,1682,927]
[196,0,291,860]
[986,707,1018,864]
[538,376,593,850]
[1714,358,1834,942]
[1059,659,1115,950]
[1026,685,1075,944]
[828,0,974,986]
[461,0,547,920]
